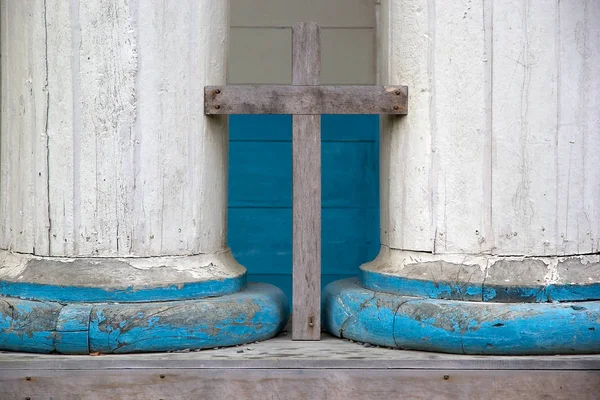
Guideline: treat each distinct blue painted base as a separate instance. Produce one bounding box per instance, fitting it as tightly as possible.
[323,278,600,355]
[0,275,247,304]
[0,283,289,354]
[360,268,483,302]
[361,268,600,303]
[360,252,600,303]
[0,250,248,303]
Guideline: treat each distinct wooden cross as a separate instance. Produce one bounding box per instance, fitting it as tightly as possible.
[205,22,408,341]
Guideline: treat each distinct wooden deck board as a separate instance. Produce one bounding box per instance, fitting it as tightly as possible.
[1,334,598,399]
[1,334,599,370]
[1,369,599,400]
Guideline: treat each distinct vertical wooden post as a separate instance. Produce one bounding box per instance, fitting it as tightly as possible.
[292,22,321,340]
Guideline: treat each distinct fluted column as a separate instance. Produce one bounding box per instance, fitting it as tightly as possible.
[324,0,600,355]
[0,0,246,299]
[367,0,599,293]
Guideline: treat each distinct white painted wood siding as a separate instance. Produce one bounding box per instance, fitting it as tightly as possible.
[1,0,230,257]
[380,0,600,257]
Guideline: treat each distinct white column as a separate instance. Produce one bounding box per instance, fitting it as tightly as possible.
[0,1,243,291]
[372,0,599,275]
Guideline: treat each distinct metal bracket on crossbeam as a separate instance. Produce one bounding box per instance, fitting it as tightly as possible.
[204,85,408,115]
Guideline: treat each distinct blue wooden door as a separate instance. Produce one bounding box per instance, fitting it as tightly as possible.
[228,114,379,301]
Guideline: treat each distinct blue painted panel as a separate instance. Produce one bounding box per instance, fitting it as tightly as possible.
[228,114,380,302]
[229,141,377,208]
[229,141,291,208]
[230,115,378,142]
[229,208,379,275]
[248,273,356,306]
[321,115,380,141]
[230,115,292,141]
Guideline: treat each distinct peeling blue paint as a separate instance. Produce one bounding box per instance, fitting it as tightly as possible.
[0,274,246,303]
[55,331,89,354]
[482,285,548,303]
[324,278,600,355]
[0,283,288,354]
[546,283,600,302]
[361,269,600,303]
[57,305,91,332]
[360,269,483,301]
[322,282,400,348]
[0,299,61,354]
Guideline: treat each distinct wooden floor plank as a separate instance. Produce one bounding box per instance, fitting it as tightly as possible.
[2,369,599,400]
[1,334,599,371]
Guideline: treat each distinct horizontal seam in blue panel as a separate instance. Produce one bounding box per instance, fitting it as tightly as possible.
[248,273,356,276]
[230,26,374,30]
[230,140,376,143]
[229,206,379,209]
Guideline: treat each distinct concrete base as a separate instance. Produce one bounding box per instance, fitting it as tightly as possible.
[323,278,600,355]
[0,250,246,302]
[361,248,600,302]
[0,283,289,354]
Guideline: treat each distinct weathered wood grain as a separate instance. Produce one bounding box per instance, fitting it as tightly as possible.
[2,333,600,370]
[204,85,408,115]
[292,115,321,341]
[2,369,599,400]
[293,22,321,87]
[292,22,321,341]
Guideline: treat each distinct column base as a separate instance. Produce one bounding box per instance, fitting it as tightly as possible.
[323,278,600,355]
[360,247,600,303]
[0,282,289,354]
[0,250,246,302]
[0,250,289,354]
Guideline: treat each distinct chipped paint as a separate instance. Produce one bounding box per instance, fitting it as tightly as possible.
[361,248,600,302]
[122,249,245,280]
[0,249,246,302]
[0,283,288,354]
[324,278,600,355]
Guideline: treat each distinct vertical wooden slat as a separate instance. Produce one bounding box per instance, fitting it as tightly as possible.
[292,23,320,86]
[292,22,321,341]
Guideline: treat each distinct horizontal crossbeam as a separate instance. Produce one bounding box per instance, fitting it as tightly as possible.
[204,85,408,115]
